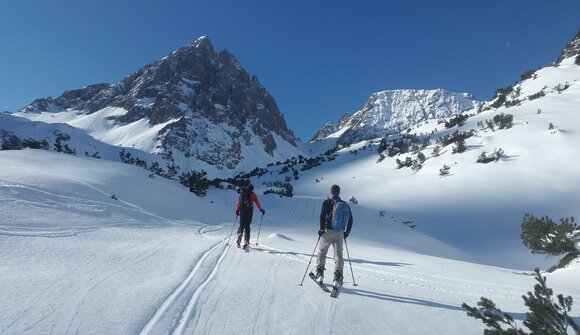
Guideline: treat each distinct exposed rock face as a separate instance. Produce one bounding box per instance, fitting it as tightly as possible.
[312,89,480,145]
[309,122,338,142]
[17,36,299,172]
[556,30,580,64]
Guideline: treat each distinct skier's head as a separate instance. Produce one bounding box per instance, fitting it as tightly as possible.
[330,184,340,198]
[248,184,254,192]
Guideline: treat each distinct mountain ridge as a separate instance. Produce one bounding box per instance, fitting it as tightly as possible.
[311,88,480,145]
[13,36,300,176]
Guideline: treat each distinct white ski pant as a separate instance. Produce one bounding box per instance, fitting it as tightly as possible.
[316,229,344,272]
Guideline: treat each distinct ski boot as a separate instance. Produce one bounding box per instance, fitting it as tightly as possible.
[236,233,243,248]
[333,270,343,287]
[315,266,324,283]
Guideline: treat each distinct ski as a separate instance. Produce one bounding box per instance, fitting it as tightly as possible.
[309,272,331,293]
[330,285,341,298]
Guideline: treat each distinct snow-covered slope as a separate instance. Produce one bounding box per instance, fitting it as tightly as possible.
[1,149,578,334]
[311,89,480,147]
[269,45,580,271]
[0,112,163,164]
[12,36,301,177]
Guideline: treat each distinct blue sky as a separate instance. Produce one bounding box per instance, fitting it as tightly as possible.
[1,0,579,140]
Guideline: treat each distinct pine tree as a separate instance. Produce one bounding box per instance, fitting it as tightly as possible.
[493,148,504,161]
[431,145,441,157]
[522,269,579,334]
[183,170,209,197]
[462,297,526,334]
[149,162,165,176]
[462,268,579,335]
[417,152,426,163]
[477,151,494,164]
[411,159,422,173]
[452,138,467,154]
[54,138,63,152]
[439,165,450,177]
[521,214,579,257]
[493,113,514,129]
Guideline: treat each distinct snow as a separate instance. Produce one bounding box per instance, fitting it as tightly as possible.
[1,149,578,334]
[295,61,580,271]
[2,38,580,335]
[13,107,179,153]
[314,89,480,145]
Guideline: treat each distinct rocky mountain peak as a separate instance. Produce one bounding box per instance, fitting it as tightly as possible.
[338,113,351,129]
[15,36,299,174]
[311,89,479,145]
[556,30,580,64]
[309,122,338,142]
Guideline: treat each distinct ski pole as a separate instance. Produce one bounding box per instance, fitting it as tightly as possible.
[344,238,358,286]
[299,235,321,286]
[226,215,239,245]
[255,213,264,246]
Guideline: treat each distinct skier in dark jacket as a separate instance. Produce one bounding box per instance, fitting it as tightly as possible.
[235,184,265,248]
[315,184,353,286]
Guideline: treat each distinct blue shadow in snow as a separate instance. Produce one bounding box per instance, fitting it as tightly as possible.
[343,287,465,312]
[349,258,411,267]
[255,249,411,267]
[344,287,529,321]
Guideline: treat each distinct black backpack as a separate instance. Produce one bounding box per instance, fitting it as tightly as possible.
[239,187,253,213]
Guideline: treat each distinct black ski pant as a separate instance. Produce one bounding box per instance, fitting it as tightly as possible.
[237,210,253,242]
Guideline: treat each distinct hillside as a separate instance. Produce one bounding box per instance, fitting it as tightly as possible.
[240,54,580,271]
[1,149,578,334]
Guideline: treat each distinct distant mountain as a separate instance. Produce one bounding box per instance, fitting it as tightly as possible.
[309,122,338,142]
[312,89,480,145]
[14,36,300,176]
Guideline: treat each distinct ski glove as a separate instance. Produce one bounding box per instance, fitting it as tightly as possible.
[260,209,265,215]
[318,229,325,237]
[236,210,240,216]
[343,232,349,239]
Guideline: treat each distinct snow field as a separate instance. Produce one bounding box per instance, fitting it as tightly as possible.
[1,150,578,334]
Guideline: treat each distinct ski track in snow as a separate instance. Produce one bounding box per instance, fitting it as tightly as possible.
[139,241,230,335]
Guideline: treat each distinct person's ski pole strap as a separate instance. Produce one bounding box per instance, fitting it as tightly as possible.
[344,238,357,286]
[299,235,321,286]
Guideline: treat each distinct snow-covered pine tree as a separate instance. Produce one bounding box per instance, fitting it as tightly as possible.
[521,215,579,256]
[521,214,579,270]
